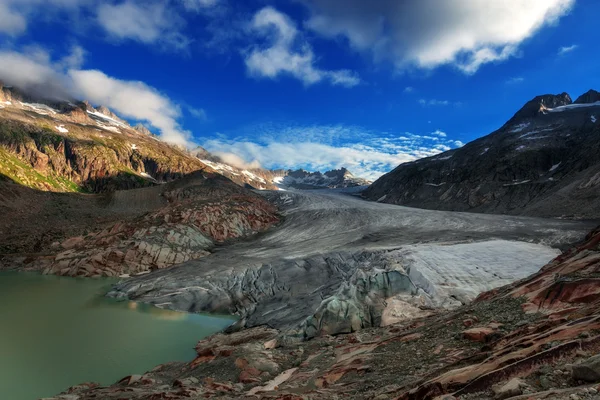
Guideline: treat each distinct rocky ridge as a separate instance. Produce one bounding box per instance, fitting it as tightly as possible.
[194,150,370,191]
[364,90,600,219]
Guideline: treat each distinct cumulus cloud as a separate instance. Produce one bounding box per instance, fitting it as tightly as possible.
[0,47,196,146]
[97,1,191,50]
[403,86,414,93]
[558,44,578,55]
[301,0,574,73]
[0,0,90,36]
[0,48,72,99]
[244,7,360,87]
[70,69,192,146]
[199,125,463,180]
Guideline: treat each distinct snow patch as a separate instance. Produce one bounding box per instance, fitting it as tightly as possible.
[87,110,128,128]
[549,162,561,172]
[480,147,489,155]
[592,115,597,123]
[200,159,241,176]
[516,145,526,151]
[55,125,68,133]
[503,180,531,186]
[19,101,57,115]
[509,122,530,133]
[242,170,267,184]
[95,122,120,133]
[518,127,556,139]
[547,101,600,112]
[425,182,446,187]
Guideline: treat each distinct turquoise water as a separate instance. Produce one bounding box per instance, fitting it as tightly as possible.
[0,272,235,400]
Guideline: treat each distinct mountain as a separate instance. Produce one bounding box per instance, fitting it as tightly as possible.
[0,84,281,275]
[0,83,209,192]
[363,90,600,219]
[192,150,371,191]
[279,167,371,189]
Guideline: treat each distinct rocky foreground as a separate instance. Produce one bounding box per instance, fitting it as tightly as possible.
[48,226,600,400]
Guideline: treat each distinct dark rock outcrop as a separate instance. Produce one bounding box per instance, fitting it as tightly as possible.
[574,89,600,104]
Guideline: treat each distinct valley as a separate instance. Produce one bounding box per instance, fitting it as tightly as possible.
[1,84,600,400]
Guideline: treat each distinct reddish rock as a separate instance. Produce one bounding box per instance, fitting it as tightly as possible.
[462,327,496,343]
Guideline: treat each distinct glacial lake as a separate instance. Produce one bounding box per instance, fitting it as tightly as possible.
[0,272,235,400]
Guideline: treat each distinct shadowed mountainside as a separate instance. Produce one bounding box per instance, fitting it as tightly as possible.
[364,90,600,219]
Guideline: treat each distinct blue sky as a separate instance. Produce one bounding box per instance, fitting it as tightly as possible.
[0,0,598,179]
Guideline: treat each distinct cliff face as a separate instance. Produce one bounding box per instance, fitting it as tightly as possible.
[363,91,600,219]
[0,85,207,193]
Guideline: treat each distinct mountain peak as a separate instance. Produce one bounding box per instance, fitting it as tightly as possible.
[574,89,600,104]
[510,92,572,121]
[134,124,153,136]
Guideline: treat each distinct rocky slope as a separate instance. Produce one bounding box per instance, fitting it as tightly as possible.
[49,225,600,400]
[364,90,600,219]
[0,83,207,193]
[0,170,280,277]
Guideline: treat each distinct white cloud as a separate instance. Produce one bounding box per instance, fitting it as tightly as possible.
[403,86,414,93]
[188,106,208,121]
[302,0,574,73]
[96,1,190,50]
[558,44,578,55]
[506,76,525,84]
[70,70,191,146]
[0,48,72,99]
[431,130,447,137]
[200,125,463,180]
[0,2,27,35]
[214,152,262,169]
[0,47,195,147]
[244,7,360,87]
[58,44,86,70]
[0,0,90,36]
[181,0,219,12]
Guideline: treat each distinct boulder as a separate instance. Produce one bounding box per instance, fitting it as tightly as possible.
[572,354,600,382]
[462,327,495,343]
[492,377,528,399]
